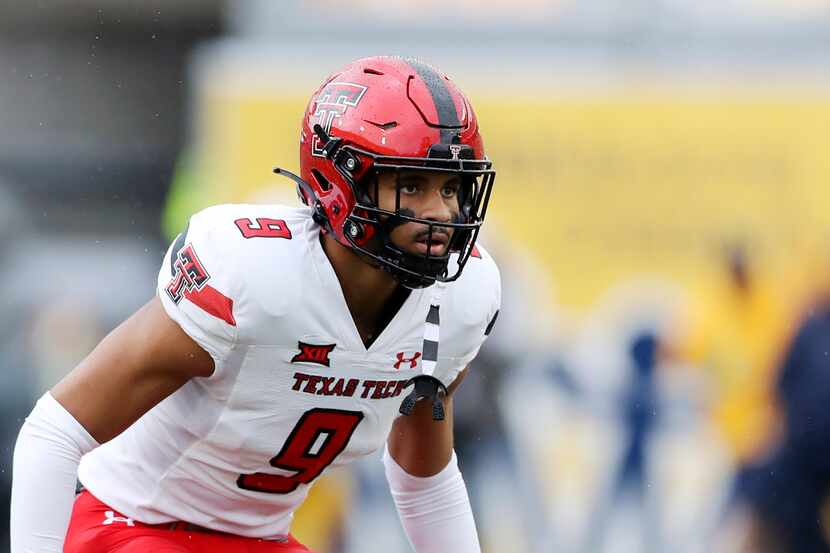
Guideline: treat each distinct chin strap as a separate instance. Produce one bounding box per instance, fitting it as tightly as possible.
[399,284,448,421]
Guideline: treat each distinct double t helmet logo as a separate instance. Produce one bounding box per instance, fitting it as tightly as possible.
[311,82,368,158]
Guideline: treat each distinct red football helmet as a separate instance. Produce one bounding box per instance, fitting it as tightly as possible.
[275,56,495,289]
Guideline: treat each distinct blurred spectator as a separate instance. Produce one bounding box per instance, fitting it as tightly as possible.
[582,330,663,553]
[673,243,789,464]
[729,292,830,553]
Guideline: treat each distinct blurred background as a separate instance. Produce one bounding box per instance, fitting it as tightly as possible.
[3,1,830,552]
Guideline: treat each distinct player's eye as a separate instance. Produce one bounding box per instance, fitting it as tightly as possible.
[399,182,419,195]
[441,183,459,199]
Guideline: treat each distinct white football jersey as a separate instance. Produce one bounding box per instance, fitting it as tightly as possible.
[78,204,500,539]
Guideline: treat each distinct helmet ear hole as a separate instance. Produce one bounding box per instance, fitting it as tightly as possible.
[311,169,332,191]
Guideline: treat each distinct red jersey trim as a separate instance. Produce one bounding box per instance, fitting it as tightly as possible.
[184,285,237,326]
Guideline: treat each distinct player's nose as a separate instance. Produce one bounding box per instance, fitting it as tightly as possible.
[418,187,453,224]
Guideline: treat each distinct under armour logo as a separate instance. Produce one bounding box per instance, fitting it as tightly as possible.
[103,511,135,527]
[394,351,421,370]
[449,144,462,161]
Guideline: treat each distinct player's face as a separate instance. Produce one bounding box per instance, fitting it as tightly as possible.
[375,170,462,257]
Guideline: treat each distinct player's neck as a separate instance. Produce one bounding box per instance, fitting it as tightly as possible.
[320,233,406,345]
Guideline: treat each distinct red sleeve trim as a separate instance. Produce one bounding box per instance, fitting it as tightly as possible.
[184,285,237,326]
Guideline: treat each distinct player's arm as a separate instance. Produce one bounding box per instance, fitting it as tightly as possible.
[384,367,482,553]
[387,367,468,475]
[10,296,214,553]
[52,296,215,441]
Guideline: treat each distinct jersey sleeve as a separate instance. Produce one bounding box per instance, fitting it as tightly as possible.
[434,246,502,387]
[156,208,239,364]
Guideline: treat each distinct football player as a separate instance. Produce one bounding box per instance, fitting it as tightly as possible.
[10,56,500,553]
